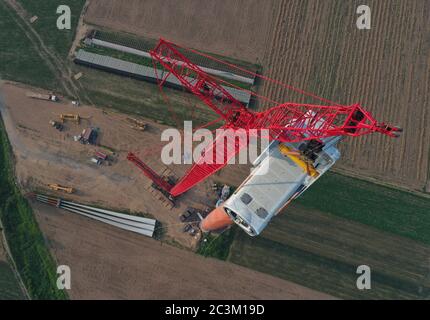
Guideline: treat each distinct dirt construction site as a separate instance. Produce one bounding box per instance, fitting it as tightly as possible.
[0,83,215,249]
[0,82,335,299]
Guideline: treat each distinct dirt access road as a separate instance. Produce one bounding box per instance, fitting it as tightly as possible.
[0,82,332,299]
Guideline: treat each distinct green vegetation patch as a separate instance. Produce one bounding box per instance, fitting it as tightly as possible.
[0,1,56,89]
[297,172,430,245]
[0,116,67,300]
[18,0,86,58]
[0,260,25,300]
[230,227,429,299]
[197,227,236,260]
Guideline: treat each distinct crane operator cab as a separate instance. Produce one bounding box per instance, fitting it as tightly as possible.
[200,136,342,236]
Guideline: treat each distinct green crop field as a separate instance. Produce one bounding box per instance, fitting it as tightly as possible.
[0,1,56,89]
[296,172,430,244]
[0,116,67,300]
[0,260,25,300]
[228,202,430,299]
[197,227,237,260]
[0,0,86,91]
[18,0,86,58]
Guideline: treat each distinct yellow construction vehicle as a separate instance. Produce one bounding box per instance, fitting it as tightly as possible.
[126,117,147,131]
[57,113,90,124]
[59,114,81,124]
[48,184,74,194]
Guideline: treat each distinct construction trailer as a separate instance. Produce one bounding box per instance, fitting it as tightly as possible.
[26,92,59,102]
[80,128,98,145]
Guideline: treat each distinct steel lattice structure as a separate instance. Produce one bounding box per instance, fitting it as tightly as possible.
[128,39,401,197]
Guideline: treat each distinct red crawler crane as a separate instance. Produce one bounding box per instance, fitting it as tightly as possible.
[128,39,401,197]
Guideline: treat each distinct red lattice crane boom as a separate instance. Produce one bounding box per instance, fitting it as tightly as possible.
[129,39,401,197]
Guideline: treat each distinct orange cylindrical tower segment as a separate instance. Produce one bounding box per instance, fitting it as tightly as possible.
[200,206,233,232]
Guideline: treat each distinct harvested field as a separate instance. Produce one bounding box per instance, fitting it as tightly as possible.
[261,0,430,192]
[85,0,276,63]
[229,203,430,299]
[31,202,332,299]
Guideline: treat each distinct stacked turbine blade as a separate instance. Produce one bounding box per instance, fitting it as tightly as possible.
[34,194,156,238]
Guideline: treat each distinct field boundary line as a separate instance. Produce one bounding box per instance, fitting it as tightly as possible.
[332,168,430,200]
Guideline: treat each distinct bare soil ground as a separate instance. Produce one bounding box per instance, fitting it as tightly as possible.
[0,82,218,249]
[32,202,332,299]
[84,0,277,63]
